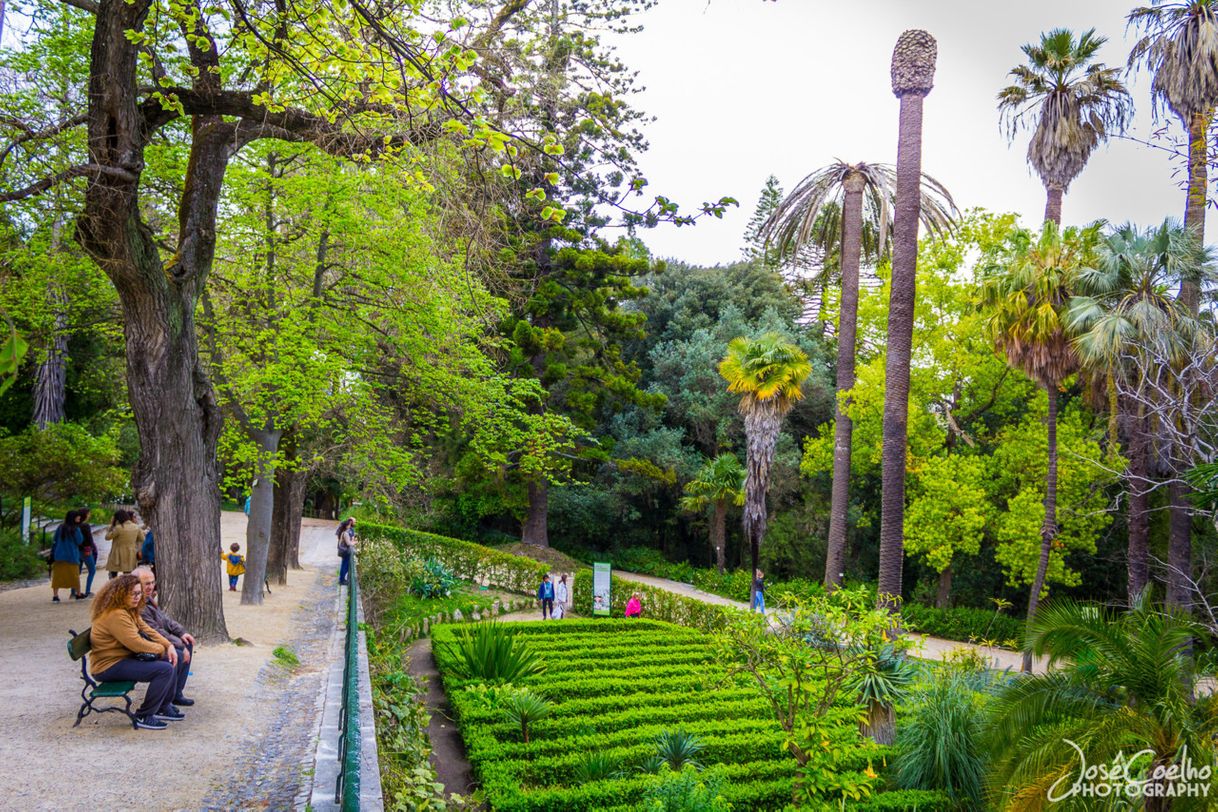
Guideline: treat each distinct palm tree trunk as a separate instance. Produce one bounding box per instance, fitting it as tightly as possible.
[1023,385,1059,673]
[743,403,782,604]
[523,479,549,547]
[1043,183,1063,226]
[1180,109,1210,311]
[711,499,727,573]
[878,89,928,613]
[824,172,865,590]
[1167,480,1193,610]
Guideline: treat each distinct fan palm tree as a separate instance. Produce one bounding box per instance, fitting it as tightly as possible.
[719,333,811,602]
[982,221,1100,672]
[986,594,1218,811]
[998,28,1133,225]
[877,30,938,615]
[762,162,957,591]
[1067,221,1214,606]
[680,453,745,573]
[1128,1,1218,301]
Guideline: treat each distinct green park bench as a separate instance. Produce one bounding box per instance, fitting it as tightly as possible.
[67,628,139,729]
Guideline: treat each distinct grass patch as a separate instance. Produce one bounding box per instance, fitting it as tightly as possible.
[272,645,300,668]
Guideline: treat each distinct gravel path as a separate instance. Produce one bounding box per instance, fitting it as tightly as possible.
[0,512,340,811]
[613,569,1046,674]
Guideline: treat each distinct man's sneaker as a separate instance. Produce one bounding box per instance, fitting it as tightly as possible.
[51,596,60,603]
[135,715,167,730]
[157,706,186,722]
[173,695,195,707]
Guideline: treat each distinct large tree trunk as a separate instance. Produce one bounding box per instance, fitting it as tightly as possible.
[522,479,549,547]
[877,86,930,613]
[269,439,308,579]
[1042,183,1063,226]
[75,0,229,640]
[861,699,896,746]
[1023,385,1059,673]
[935,564,952,609]
[33,218,68,429]
[823,171,865,590]
[711,499,727,574]
[241,429,281,604]
[1180,110,1209,310]
[1167,481,1193,611]
[742,403,783,604]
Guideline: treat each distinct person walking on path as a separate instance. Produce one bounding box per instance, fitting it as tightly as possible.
[103,509,144,578]
[625,592,642,618]
[751,569,766,613]
[50,510,84,603]
[223,543,246,591]
[88,574,185,730]
[336,518,356,585]
[554,574,569,619]
[75,508,97,597]
[537,574,555,619]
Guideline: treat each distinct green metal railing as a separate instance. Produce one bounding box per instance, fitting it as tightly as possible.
[336,553,361,809]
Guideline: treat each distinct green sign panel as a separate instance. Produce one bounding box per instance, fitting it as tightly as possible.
[21,496,31,544]
[592,562,611,616]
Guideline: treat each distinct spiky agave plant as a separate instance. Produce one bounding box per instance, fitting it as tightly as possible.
[442,621,546,683]
[653,729,705,772]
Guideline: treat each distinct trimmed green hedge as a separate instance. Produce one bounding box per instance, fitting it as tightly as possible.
[571,568,735,632]
[902,602,1023,649]
[360,521,549,594]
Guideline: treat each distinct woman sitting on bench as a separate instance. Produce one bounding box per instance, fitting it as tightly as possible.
[88,574,187,731]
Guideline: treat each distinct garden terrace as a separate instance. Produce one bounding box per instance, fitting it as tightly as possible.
[432,619,948,811]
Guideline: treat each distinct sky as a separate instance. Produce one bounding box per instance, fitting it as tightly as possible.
[608,0,1213,266]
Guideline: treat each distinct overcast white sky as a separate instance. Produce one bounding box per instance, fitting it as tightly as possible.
[610,0,1214,266]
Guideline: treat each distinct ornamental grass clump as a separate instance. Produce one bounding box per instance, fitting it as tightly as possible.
[442,621,546,684]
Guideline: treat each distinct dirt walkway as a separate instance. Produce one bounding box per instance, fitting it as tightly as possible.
[0,512,341,811]
[613,570,1045,674]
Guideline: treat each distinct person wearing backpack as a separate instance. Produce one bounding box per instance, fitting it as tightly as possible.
[336,518,357,585]
[75,508,97,598]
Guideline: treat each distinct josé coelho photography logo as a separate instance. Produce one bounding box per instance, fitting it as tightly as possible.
[1047,741,1213,802]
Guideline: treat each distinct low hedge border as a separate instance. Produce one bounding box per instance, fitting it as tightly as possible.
[571,569,736,632]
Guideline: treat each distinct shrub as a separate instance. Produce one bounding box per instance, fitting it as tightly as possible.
[571,569,734,632]
[503,688,551,744]
[901,602,1023,649]
[409,557,459,599]
[642,765,730,812]
[892,673,992,806]
[439,621,546,684]
[653,730,705,771]
[0,528,46,581]
[573,751,624,783]
[360,522,548,594]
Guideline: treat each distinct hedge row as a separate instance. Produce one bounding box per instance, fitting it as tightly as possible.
[570,568,736,632]
[902,602,1024,649]
[360,521,549,594]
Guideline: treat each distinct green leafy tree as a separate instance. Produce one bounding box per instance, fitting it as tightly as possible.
[764,161,956,590]
[998,28,1132,224]
[679,453,745,573]
[981,221,1100,671]
[719,332,811,599]
[903,454,991,608]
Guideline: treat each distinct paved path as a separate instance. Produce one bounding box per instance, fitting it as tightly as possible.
[613,570,1045,674]
[0,512,341,811]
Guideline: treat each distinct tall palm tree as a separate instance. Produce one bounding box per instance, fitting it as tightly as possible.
[987,594,1217,811]
[680,453,745,573]
[1129,0,1218,291]
[762,162,957,591]
[982,221,1099,672]
[998,28,1133,225]
[1128,0,1218,614]
[719,332,811,602]
[877,30,938,615]
[1067,221,1213,606]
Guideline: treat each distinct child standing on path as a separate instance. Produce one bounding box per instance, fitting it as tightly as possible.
[536,574,555,619]
[223,543,246,591]
[554,574,569,619]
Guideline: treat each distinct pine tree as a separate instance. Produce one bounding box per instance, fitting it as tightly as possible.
[742,175,785,266]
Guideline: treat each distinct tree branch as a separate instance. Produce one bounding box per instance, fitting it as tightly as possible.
[0,164,136,202]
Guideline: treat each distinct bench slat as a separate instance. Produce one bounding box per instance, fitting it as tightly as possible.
[92,681,137,697]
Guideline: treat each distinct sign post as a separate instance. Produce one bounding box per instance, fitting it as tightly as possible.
[592,562,611,616]
[21,496,31,544]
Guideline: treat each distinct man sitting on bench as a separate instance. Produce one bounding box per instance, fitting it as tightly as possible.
[133,566,195,707]
[88,574,187,730]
